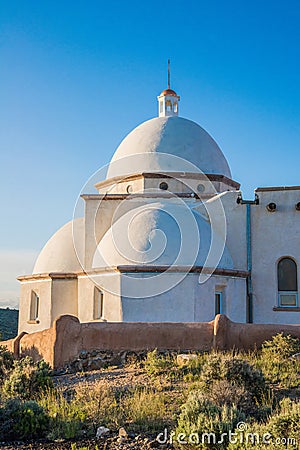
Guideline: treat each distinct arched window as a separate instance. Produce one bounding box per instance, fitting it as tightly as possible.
[30,291,39,321]
[278,258,298,307]
[166,99,172,111]
[93,287,104,320]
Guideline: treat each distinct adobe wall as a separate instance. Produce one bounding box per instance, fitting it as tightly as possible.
[213,314,300,350]
[19,326,56,366]
[0,314,300,369]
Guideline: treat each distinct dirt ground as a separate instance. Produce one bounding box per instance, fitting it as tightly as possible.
[0,366,176,450]
[0,434,173,450]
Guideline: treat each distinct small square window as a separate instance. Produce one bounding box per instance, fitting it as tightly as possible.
[278,292,298,307]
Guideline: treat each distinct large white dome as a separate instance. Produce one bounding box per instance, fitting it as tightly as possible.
[33,218,84,274]
[107,116,231,179]
[93,201,233,269]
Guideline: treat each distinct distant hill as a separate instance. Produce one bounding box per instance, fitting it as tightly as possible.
[0,308,19,341]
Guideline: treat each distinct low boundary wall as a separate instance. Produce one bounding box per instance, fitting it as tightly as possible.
[1,314,300,369]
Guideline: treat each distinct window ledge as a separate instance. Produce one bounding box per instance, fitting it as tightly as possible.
[273,307,300,312]
[27,319,40,324]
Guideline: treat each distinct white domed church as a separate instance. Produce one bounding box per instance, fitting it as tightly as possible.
[18,81,300,334]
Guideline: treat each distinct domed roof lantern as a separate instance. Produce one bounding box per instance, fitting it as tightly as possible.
[157,60,180,117]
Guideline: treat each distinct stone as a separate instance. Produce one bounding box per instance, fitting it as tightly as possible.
[177,353,198,366]
[79,350,88,359]
[96,426,110,438]
[87,357,104,371]
[119,427,128,438]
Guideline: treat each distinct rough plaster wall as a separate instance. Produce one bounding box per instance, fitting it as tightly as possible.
[4,314,299,369]
[20,326,55,366]
[18,279,52,334]
[121,273,247,323]
[84,198,123,269]
[219,191,248,270]
[252,190,300,324]
[78,274,122,322]
[51,279,78,323]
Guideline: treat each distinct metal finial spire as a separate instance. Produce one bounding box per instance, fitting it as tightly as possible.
[168,59,170,89]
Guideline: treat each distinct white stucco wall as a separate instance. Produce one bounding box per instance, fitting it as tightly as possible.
[120,272,246,323]
[51,278,78,323]
[78,273,122,322]
[18,278,52,333]
[251,188,300,324]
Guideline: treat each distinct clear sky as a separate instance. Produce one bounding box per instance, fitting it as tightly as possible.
[0,0,300,307]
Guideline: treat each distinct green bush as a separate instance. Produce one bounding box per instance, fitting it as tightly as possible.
[0,346,14,383]
[261,333,300,361]
[143,349,175,376]
[266,398,300,447]
[175,392,245,449]
[3,356,53,399]
[39,388,87,440]
[227,398,300,450]
[0,398,49,440]
[257,333,300,387]
[199,353,266,402]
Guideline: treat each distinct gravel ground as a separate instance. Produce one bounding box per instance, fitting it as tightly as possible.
[0,433,174,449]
[53,366,151,390]
[0,366,176,450]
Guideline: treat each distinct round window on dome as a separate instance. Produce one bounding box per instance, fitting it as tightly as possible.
[126,185,133,194]
[159,182,168,191]
[197,183,205,193]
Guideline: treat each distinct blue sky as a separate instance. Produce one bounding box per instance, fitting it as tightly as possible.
[0,0,300,306]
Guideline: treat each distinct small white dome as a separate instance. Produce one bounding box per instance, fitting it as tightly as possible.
[93,201,233,269]
[107,116,231,179]
[33,218,84,274]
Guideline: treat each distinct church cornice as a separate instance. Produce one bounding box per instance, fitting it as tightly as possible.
[18,273,78,282]
[81,192,212,200]
[77,266,249,278]
[256,185,300,192]
[93,172,240,191]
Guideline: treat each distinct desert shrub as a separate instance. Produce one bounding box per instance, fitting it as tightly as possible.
[39,381,170,438]
[0,398,49,440]
[175,392,245,449]
[121,387,168,432]
[258,333,300,387]
[261,333,300,360]
[199,353,266,402]
[70,446,98,450]
[3,356,53,399]
[266,398,300,447]
[71,381,119,431]
[39,388,87,439]
[201,379,251,410]
[77,381,169,432]
[71,446,99,450]
[176,354,207,383]
[227,398,300,450]
[0,346,14,382]
[223,357,266,398]
[143,349,175,376]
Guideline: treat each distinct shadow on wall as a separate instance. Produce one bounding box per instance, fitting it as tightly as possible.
[20,345,44,363]
[0,314,300,369]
